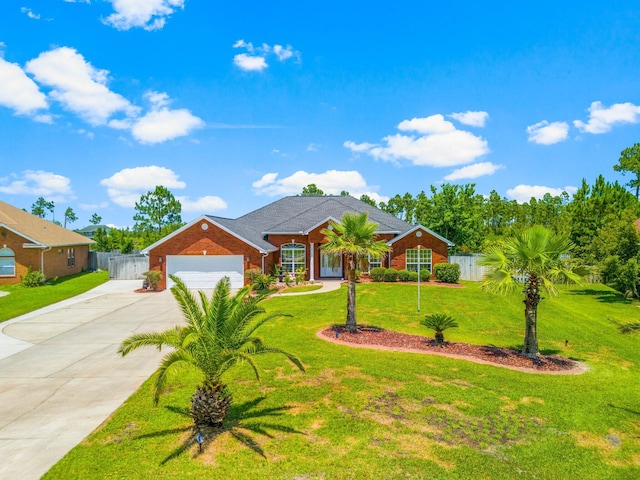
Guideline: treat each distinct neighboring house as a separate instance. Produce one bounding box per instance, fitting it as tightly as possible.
[0,200,94,285]
[76,224,111,239]
[143,195,454,290]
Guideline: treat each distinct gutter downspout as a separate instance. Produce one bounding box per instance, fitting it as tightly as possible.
[261,251,269,274]
[41,246,52,277]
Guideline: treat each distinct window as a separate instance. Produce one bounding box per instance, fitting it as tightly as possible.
[0,247,15,277]
[67,248,75,268]
[406,248,432,273]
[280,243,305,273]
[365,254,382,272]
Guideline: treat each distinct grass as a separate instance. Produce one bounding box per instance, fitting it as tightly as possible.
[280,284,323,294]
[44,281,640,479]
[0,270,109,323]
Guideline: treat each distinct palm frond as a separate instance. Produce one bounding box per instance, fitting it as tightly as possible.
[118,327,185,356]
[153,349,197,405]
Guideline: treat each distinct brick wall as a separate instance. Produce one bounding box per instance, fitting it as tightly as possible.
[389,229,449,277]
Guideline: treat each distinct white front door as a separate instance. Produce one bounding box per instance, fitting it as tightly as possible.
[320,252,342,277]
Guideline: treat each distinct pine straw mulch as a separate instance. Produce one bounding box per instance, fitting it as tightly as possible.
[319,325,587,375]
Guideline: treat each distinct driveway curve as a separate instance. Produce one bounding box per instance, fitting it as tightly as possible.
[0,281,181,480]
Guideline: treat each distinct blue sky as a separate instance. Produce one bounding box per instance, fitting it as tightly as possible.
[1,1,640,228]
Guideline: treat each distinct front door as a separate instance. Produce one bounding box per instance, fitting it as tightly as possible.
[321,252,342,277]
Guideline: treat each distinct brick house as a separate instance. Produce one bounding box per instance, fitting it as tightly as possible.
[0,200,93,285]
[143,195,454,290]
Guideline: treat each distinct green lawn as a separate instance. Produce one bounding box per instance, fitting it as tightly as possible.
[44,282,640,479]
[0,270,109,323]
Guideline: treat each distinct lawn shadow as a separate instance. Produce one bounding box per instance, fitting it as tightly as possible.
[134,396,305,464]
[569,288,632,305]
[607,403,640,417]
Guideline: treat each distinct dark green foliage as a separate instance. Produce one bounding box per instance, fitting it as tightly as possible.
[408,271,419,281]
[89,213,102,225]
[143,270,163,290]
[21,267,46,287]
[601,256,640,298]
[245,268,262,283]
[383,268,398,282]
[31,197,54,220]
[133,186,183,243]
[434,263,461,283]
[421,313,459,345]
[420,269,431,281]
[369,267,386,282]
[397,269,412,282]
[300,184,325,196]
[252,274,275,293]
[614,142,640,198]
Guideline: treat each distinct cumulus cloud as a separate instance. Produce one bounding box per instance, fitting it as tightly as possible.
[0,57,49,116]
[128,90,204,144]
[233,39,300,72]
[20,7,41,20]
[526,120,570,145]
[176,195,227,212]
[573,101,640,134]
[443,162,503,181]
[345,114,489,168]
[506,184,577,203]
[100,166,187,207]
[0,170,73,199]
[25,47,139,126]
[448,111,489,127]
[252,170,384,201]
[103,0,186,31]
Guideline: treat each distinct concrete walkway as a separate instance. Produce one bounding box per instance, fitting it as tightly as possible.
[0,281,181,480]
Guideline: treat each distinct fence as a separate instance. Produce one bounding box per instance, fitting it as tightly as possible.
[89,252,148,280]
[449,254,488,281]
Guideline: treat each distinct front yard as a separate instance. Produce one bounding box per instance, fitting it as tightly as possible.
[44,282,640,479]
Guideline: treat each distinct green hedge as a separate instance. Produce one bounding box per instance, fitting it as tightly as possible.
[434,263,461,283]
[383,268,398,282]
[398,269,412,282]
[369,267,386,282]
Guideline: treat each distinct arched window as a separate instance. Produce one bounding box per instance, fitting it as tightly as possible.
[280,243,305,273]
[0,247,16,277]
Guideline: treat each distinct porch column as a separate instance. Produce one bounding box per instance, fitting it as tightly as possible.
[310,243,315,280]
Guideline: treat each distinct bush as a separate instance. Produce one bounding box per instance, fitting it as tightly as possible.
[408,271,419,282]
[252,274,275,293]
[369,267,386,282]
[434,263,461,283]
[295,266,307,285]
[383,268,398,282]
[420,269,431,282]
[398,269,412,282]
[245,268,262,284]
[21,267,46,287]
[143,270,163,290]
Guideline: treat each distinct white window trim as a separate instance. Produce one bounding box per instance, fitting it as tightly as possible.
[0,247,16,277]
[406,248,432,273]
[280,243,306,273]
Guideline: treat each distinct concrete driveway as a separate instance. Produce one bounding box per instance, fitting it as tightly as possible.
[0,281,182,480]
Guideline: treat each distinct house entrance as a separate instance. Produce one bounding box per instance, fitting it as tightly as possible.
[320,252,342,277]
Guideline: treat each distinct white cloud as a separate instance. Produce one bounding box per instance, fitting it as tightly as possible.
[346,114,489,168]
[306,143,320,152]
[100,166,186,207]
[0,57,48,116]
[449,111,489,127]
[79,201,109,211]
[0,170,73,198]
[444,162,503,181]
[176,195,227,212]
[506,184,577,203]
[20,7,41,20]
[252,169,382,200]
[233,40,300,72]
[526,120,570,145]
[25,47,139,126]
[130,92,204,144]
[103,0,186,31]
[233,53,268,72]
[573,101,640,134]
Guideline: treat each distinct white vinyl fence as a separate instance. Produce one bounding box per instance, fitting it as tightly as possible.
[449,254,488,281]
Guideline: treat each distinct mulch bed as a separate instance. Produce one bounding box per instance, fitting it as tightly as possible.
[319,325,585,374]
[134,288,165,293]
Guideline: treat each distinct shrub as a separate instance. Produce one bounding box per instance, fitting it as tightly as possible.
[383,268,398,282]
[252,274,275,293]
[245,268,262,283]
[408,271,419,282]
[398,269,412,282]
[369,267,386,282]
[434,263,461,283]
[295,266,307,285]
[421,313,459,345]
[420,269,431,282]
[143,270,163,290]
[21,267,46,287]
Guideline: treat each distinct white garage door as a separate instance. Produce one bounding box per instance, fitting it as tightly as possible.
[166,255,244,290]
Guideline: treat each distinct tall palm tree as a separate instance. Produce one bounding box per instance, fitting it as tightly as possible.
[479,225,586,358]
[118,275,305,428]
[321,212,391,333]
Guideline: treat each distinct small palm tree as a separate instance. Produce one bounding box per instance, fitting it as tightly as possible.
[118,275,305,428]
[321,212,391,333]
[421,313,459,345]
[479,225,586,358]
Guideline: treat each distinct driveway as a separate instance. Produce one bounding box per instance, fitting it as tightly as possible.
[0,281,181,480]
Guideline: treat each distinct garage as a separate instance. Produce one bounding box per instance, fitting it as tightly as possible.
[166,255,244,290]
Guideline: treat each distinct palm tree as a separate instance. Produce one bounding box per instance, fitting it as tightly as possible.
[421,313,459,345]
[118,275,305,428]
[479,225,586,358]
[321,212,391,333]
